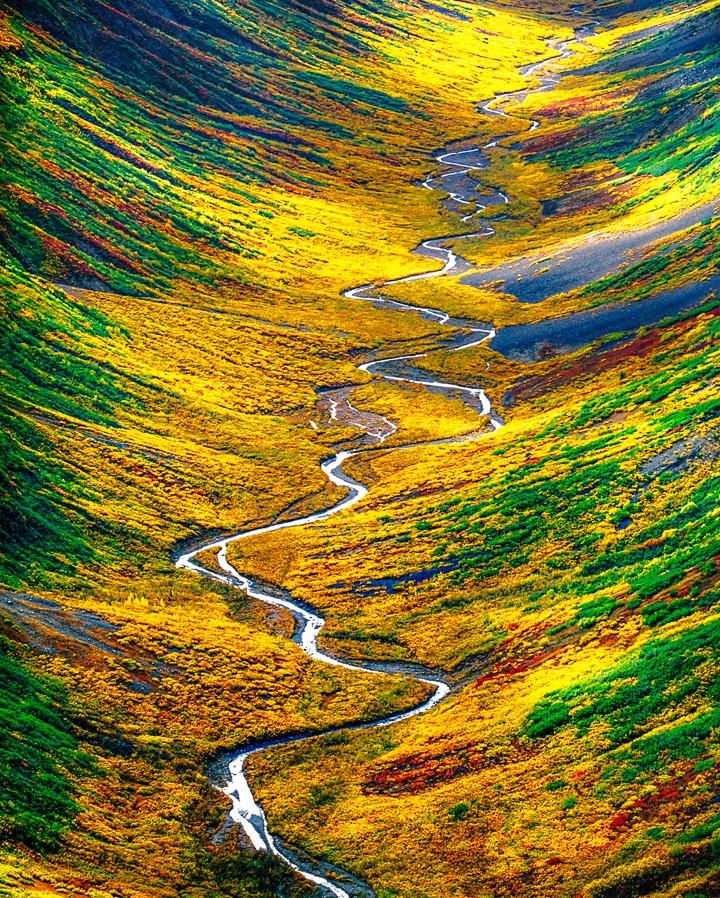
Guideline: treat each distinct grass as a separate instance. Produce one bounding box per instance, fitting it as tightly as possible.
[0,636,88,852]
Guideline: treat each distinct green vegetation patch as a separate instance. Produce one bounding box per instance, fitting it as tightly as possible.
[0,637,92,851]
[526,618,720,777]
[0,256,140,587]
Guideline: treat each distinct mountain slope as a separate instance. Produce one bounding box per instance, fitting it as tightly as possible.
[219,3,720,896]
[0,1,561,896]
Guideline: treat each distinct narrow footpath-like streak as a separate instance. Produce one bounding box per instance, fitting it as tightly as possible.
[176,33,580,898]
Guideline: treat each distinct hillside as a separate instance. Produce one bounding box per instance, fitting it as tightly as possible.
[2,0,720,897]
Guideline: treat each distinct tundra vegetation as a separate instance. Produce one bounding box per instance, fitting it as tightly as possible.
[2,0,720,897]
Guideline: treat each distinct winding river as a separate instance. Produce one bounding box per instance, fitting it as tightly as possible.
[176,32,580,898]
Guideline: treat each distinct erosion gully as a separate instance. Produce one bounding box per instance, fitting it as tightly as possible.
[176,30,587,898]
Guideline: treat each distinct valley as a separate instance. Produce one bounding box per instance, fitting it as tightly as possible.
[2,1,720,897]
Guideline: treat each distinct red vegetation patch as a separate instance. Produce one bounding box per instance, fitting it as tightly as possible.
[609,812,632,830]
[360,738,530,796]
[509,305,720,408]
[474,638,570,689]
[507,329,662,406]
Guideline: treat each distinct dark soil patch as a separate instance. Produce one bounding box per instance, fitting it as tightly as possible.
[492,276,720,362]
[461,198,720,303]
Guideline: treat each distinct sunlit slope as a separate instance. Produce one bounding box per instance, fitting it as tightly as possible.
[459,0,720,270]
[2,0,554,297]
[222,5,720,897]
